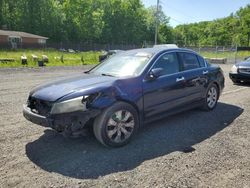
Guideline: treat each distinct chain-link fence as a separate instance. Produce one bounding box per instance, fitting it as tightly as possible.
[2,40,250,65]
[183,46,250,64]
[46,43,250,64]
[46,42,142,52]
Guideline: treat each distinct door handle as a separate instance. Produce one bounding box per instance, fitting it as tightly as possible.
[176,76,185,82]
[203,70,208,74]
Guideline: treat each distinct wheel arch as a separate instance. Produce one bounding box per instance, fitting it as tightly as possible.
[202,80,221,99]
[212,81,220,96]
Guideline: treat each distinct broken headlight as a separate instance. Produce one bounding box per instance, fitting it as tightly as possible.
[50,93,100,115]
[50,96,87,114]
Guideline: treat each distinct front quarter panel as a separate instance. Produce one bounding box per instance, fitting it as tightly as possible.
[92,77,143,111]
[57,77,143,113]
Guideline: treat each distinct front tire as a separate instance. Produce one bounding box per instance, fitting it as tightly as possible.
[202,84,219,111]
[93,102,139,147]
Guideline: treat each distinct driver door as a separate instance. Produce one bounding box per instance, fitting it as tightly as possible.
[143,52,187,120]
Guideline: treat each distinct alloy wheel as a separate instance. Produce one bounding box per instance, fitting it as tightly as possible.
[106,110,135,143]
[207,86,218,109]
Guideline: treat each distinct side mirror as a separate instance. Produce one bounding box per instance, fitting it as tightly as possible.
[147,68,163,80]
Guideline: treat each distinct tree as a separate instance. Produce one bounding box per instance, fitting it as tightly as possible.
[173,4,250,47]
[144,5,172,44]
[236,5,250,46]
[0,0,249,47]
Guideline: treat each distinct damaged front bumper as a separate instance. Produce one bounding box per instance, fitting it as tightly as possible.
[23,104,100,132]
[23,104,51,127]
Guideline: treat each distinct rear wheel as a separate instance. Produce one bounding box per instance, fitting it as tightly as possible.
[93,102,139,147]
[202,84,219,111]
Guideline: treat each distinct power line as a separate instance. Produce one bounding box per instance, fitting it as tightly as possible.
[160,1,197,21]
[170,17,185,24]
[160,1,196,26]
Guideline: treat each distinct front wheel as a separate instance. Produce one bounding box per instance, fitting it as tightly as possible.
[93,102,139,147]
[202,84,219,111]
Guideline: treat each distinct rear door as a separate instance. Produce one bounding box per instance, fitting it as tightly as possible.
[177,52,209,103]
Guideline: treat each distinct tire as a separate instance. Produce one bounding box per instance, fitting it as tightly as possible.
[93,102,139,147]
[202,84,219,111]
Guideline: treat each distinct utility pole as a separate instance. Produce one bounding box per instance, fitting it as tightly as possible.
[154,0,160,45]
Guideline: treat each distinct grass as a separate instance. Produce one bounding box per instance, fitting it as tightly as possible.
[200,51,250,60]
[0,49,250,68]
[0,49,100,68]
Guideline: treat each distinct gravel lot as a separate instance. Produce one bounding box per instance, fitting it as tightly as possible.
[0,64,249,188]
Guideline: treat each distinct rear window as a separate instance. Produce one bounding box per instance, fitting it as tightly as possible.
[179,52,200,71]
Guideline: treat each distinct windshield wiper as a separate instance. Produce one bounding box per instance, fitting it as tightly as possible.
[101,73,115,77]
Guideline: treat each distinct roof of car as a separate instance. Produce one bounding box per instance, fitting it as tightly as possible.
[153,44,179,48]
[122,47,198,56]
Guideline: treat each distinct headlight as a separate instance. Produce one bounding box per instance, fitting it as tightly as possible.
[50,96,87,114]
[230,65,238,74]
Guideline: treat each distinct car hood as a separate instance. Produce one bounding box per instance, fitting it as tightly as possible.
[30,73,116,102]
[237,61,250,68]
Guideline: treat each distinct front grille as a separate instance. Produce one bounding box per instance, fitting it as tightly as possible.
[239,68,250,74]
[27,96,52,117]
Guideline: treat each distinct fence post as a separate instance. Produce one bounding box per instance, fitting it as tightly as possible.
[215,45,218,58]
[60,54,64,63]
[234,44,238,64]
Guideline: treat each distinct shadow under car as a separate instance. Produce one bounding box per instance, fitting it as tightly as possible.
[25,102,243,179]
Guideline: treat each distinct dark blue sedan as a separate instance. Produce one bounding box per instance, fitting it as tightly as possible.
[23,47,225,147]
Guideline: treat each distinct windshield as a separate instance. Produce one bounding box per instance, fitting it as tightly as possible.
[90,51,152,77]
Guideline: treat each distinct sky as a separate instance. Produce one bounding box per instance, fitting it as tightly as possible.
[142,0,250,27]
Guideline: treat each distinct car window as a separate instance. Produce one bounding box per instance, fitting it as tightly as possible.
[197,55,206,67]
[152,52,179,75]
[90,51,152,77]
[179,52,200,70]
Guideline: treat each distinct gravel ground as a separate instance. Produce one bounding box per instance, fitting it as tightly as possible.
[0,64,249,188]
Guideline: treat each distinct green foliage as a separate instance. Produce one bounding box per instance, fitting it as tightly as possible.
[144,5,172,44]
[0,0,173,45]
[174,5,250,47]
[0,1,249,47]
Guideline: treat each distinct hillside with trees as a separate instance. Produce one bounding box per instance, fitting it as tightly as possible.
[173,4,250,47]
[0,0,249,47]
